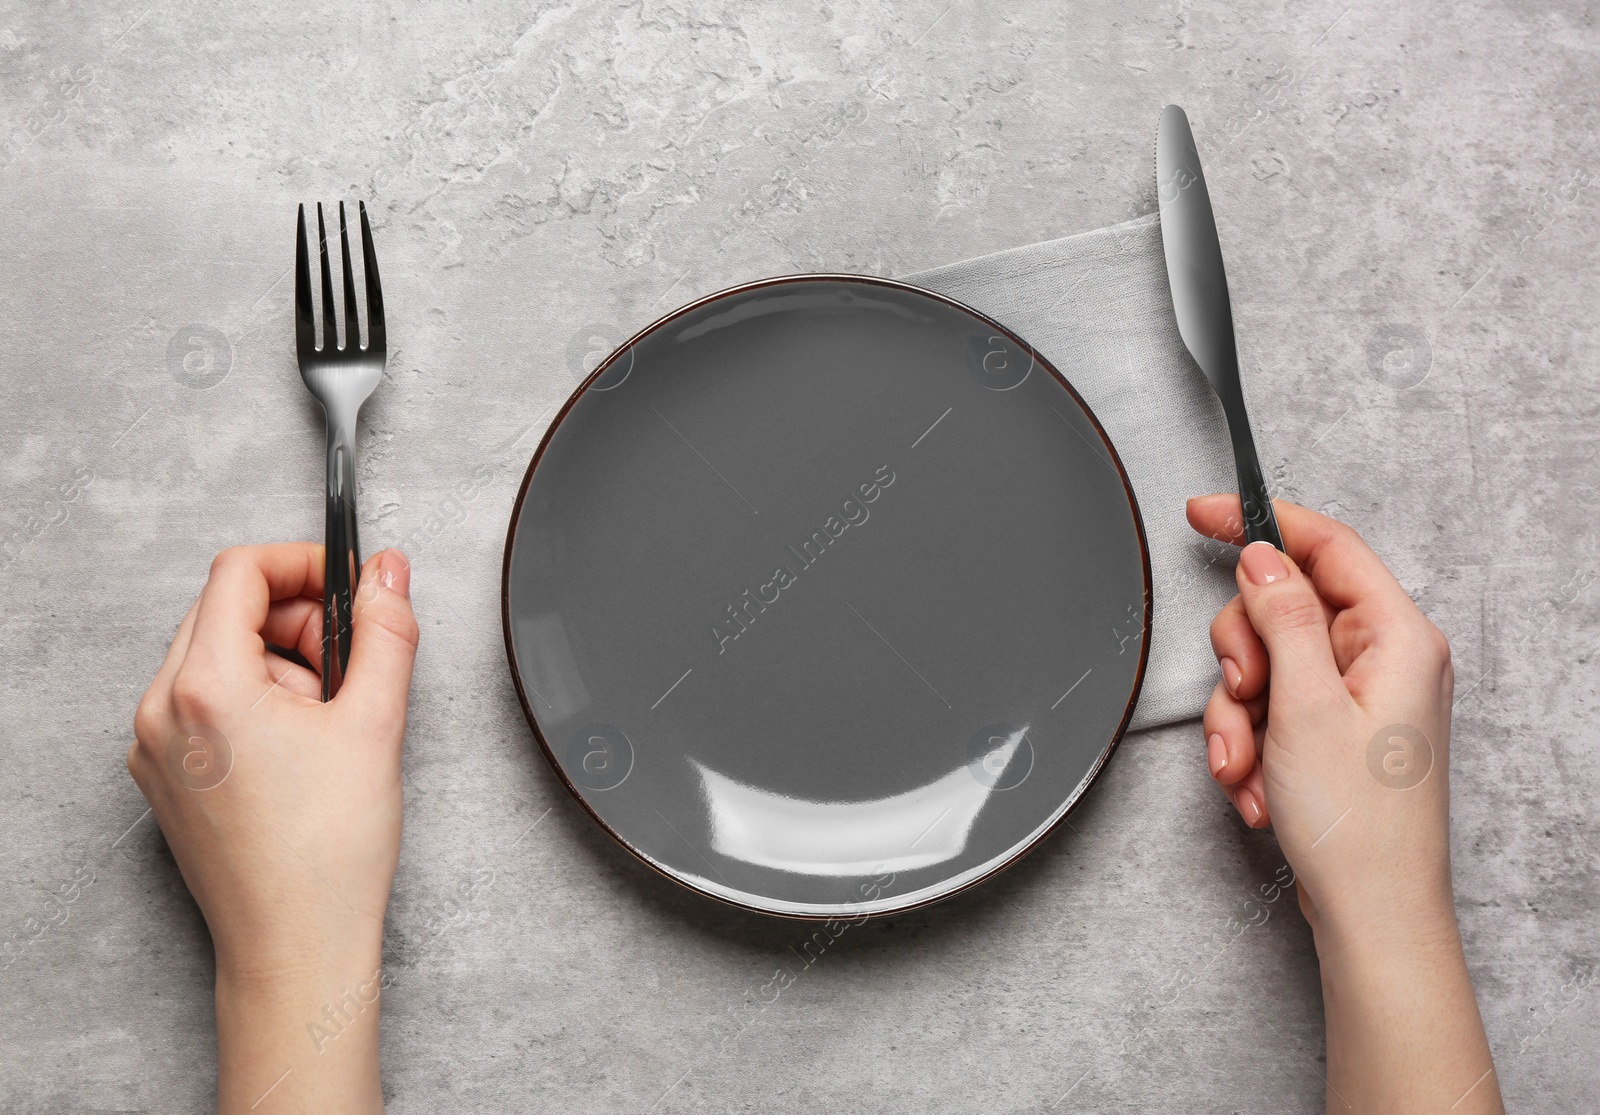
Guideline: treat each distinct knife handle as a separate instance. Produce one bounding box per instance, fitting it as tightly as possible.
[1226,413,1285,551]
[1240,473,1284,550]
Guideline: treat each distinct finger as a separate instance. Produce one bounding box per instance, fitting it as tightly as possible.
[1235,541,1350,712]
[336,550,419,728]
[1203,679,1266,787]
[135,598,201,747]
[188,543,325,671]
[1187,495,1413,612]
[1185,495,1246,548]
[153,599,200,688]
[263,597,324,674]
[1229,764,1270,829]
[260,650,323,703]
[1209,596,1268,700]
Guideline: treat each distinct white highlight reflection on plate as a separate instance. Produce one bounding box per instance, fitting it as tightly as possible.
[691,729,1026,876]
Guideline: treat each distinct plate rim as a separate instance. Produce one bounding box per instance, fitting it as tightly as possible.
[500,272,1153,921]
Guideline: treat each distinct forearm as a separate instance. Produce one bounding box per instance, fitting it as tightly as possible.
[1315,906,1501,1115]
[215,945,387,1114]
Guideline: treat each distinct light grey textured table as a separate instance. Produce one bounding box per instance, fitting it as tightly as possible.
[2,2,1596,1111]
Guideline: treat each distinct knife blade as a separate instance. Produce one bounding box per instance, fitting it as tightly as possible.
[1156,103,1284,549]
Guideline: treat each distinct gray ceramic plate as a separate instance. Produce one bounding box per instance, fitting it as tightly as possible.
[503,275,1150,919]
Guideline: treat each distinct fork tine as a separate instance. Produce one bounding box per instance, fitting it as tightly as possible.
[294,204,316,357]
[358,201,385,352]
[316,202,337,351]
[337,201,361,352]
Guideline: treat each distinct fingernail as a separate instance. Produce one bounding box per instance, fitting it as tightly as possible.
[1220,656,1242,697]
[355,554,381,604]
[1235,787,1263,826]
[1240,541,1288,587]
[379,549,411,599]
[1207,733,1228,777]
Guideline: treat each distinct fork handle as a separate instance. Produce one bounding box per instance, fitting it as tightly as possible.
[322,419,360,701]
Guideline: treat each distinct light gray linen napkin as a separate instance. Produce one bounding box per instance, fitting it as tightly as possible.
[904,212,1241,732]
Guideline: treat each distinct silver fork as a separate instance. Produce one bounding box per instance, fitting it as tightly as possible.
[295,201,386,701]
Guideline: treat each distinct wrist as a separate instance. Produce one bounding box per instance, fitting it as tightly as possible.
[1311,897,1501,1114]
[214,943,387,1114]
[1310,884,1462,974]
[215,928,384,995]
[1315,911,1471,1016]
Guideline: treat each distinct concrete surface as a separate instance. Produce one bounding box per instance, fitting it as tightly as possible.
[1,0,1596,1111]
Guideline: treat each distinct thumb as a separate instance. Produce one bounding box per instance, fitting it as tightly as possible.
[339,548,420,724]
[1235,541,1345,708]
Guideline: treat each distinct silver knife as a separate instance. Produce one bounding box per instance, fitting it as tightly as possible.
[1156,104,1284,549]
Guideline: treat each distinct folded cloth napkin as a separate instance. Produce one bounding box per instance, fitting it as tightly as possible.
[904,212,1244,732]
